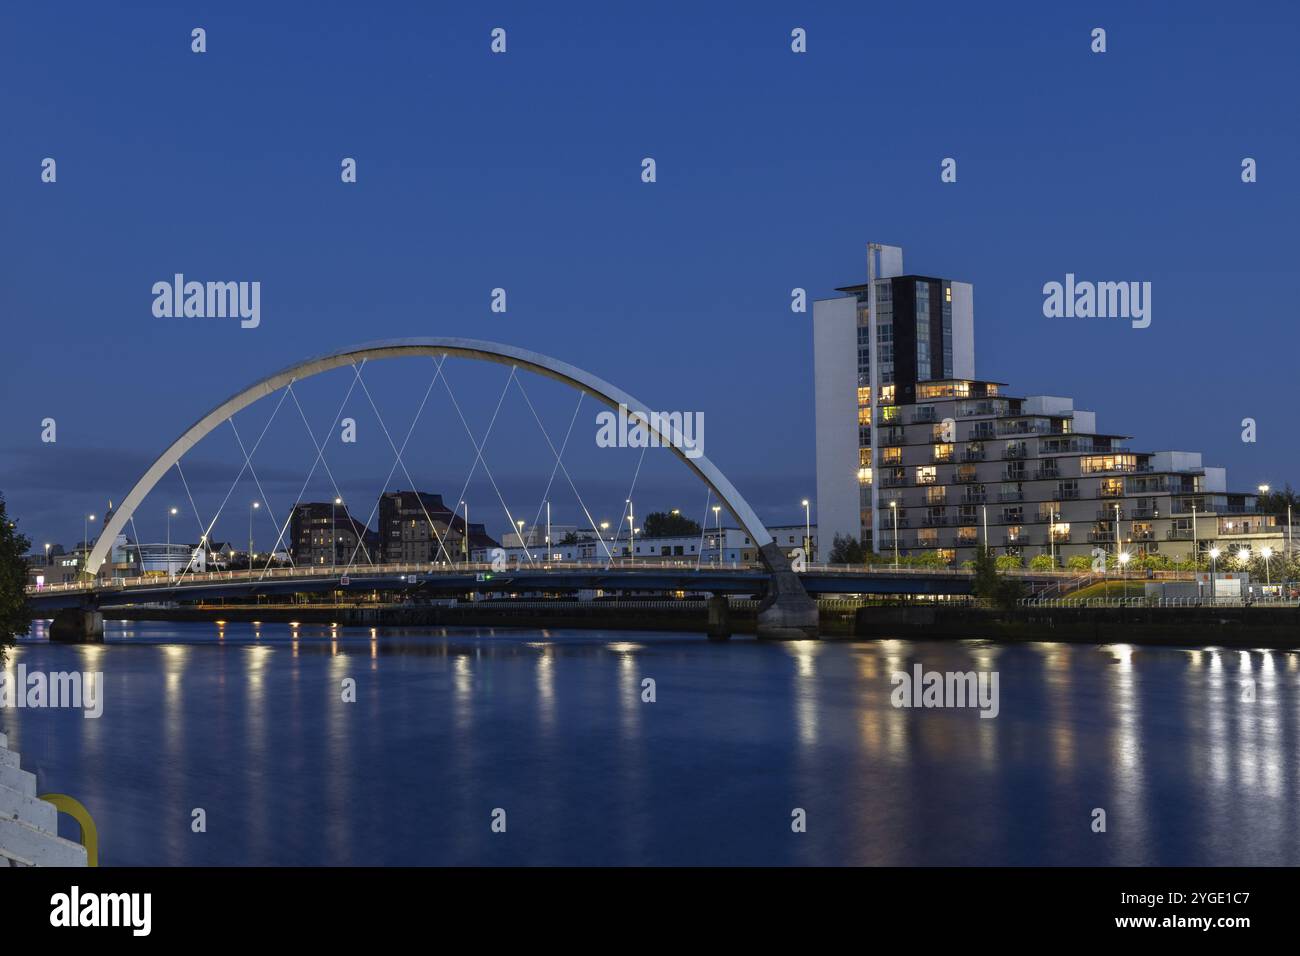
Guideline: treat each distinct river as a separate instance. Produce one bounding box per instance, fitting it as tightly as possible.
[3,620,1297,865]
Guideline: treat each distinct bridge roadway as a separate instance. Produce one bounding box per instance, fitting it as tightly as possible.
[25,560,1011,611]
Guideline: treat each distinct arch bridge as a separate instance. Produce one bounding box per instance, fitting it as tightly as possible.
[75,338,818,639]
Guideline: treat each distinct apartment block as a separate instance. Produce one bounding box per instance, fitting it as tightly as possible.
[812,245,1283,565]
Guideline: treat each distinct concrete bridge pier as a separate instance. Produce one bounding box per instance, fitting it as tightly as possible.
[49,608,104,643]
[706,595,731,640]
[755,543,820,640]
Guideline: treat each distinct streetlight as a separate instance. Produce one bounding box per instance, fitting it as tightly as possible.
[889,500,899,569]
[711,504,721,567]
[1117,550,1131,600]
[44,543,50,566]
[84,513,95,579]
[1262,546,1273,589]
[167,507,178,580]
[249,501,260,580]
[1048,509,1061,568]
[628,500,636,566]
[459,500,468,562]
[801,498,811,560]
[332,497,342,568]
[1208,547,1221,605]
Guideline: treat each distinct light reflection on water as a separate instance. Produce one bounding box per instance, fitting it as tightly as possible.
[5,619,1299,866]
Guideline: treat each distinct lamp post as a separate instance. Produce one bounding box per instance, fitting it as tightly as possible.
[1114,502,1122,559]
[44,543,50,566]
[628,500,636,566]
[1208,547,1220,606]
[712,504,721,566]
[546,500,551,564]
[167,507,178,580]
[84,513,95,579]
[1117,550,1131,601]
[1049,509,1060,568]
[889,500,899,568]
[801,498,811,561]
[332,497,341,569]
[459,500,468,562]
[249,501,259,581]
[516,519,527,564]
[1262,546,1273,590]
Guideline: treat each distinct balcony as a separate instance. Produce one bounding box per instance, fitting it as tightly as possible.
[1097,509,1126,520]
[961,448,986,462]
[1089,531,1116,543]
[1005,445,1027,459]
[998,490,1024,502]
[969,426,996,441]
[954,471,979,484]
[1004,534,1032,546]
[1166,528,1194,540]
[1001,470,1028,482]
[1130,508,1158,520]
[961,492,987,504]
[957,533,979,545]
[882,474,907,487]
[912,408,938,423]
[921,513,952,527]
[1035,466,1061,480]
[1049,532,1073,544]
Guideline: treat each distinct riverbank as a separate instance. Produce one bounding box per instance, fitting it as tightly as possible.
[100,601,1300,647]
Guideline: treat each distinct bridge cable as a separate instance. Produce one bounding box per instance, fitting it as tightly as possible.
[695,486,712,571]
[287,373,379,567]
[606,443,649,570]
[348,357,458,568]
[511,378,615,565]
[171,381,294,587]
[437,364,537,568]
[269,370,376,577]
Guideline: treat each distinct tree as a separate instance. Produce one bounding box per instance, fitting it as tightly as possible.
[642,510,702,538]
[1257,484,1299,520]
[1029,554,1056,571]
[1065,554,1093,572]
[971,546,1024,609]
[0,494,33,662]
[828,533,864,564]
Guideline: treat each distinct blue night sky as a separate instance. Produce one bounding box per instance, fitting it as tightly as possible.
[2,1,1297,551]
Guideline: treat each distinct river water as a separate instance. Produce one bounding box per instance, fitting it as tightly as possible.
[3,620,1297,866]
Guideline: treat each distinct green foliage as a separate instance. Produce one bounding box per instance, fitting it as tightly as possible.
[828,533,865,564]
[1028,554,1056,571]
[971,546,1024,608]
[1065,555,1093,571]
[642,510,702,538]
[0,494,33,661]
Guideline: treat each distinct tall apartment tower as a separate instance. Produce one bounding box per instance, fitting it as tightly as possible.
[811,244,1282,565]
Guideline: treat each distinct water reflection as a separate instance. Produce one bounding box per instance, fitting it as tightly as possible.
[4,621,1299,866]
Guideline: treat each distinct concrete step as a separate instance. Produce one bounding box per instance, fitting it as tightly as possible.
[0,783,59,832]
[0,816,87,867]
[0,764,37,799]
[0,748,19,770]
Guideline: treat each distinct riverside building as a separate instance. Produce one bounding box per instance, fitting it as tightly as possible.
[812,244,1286,565]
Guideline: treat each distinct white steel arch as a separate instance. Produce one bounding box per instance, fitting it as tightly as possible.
[87,337,778,575]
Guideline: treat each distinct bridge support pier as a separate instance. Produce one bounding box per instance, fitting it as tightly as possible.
[706,595,731,640]
[49,608,104,643]
[755,543,820,640]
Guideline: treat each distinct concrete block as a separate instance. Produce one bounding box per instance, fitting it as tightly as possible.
[0,764,37,799]
[0,816,87,867]
[0,748,19,769]
[0,783,59,832]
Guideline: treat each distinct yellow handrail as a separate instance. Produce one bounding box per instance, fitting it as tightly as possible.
[39,793,98,867]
